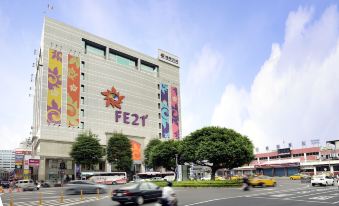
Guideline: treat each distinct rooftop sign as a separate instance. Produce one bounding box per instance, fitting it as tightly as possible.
[158,49,180,67]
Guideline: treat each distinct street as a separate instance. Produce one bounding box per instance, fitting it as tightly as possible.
[1,179,339,206]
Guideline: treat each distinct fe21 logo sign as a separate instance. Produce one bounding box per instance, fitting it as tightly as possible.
[101,86,149,127]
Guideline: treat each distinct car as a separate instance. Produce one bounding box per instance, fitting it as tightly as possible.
[40,181,53,188]
[249,175,277,187]
[289,173,302,180]
[112,182,162,205]
[230,175,242,180]
[64,180,107,195]
[0,181,10,188]
[311,175,334,186]
[16,179,39,191]
[300,174,312,183]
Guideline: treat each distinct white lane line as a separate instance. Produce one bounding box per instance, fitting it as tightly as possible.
[288,188,337,199]
[250,196,332,204]
[183,196,244,206]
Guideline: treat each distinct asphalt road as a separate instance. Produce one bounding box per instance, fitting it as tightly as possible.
[1,179,339,206]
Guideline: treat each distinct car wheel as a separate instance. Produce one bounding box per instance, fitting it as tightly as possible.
[136,196,144,205]
[290,177,293,180]
[261,183,266,188]
[273,182,277,187]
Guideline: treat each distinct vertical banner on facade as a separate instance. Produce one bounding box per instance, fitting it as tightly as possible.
[171,86,180,139]
[131,140,141,161]
[47,49,63,124]
[160,83,170,138]
[67,54,80,126]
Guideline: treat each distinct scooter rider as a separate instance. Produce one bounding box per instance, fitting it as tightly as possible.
[243,175,250,191]
[161,181,177,206]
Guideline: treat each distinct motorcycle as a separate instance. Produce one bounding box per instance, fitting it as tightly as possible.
[156,196,178,206]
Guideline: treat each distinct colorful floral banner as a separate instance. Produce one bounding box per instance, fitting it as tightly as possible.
[171,87,180,139]
[47,49,62,124]
[67,54,80,126]
[161,83,170,138]
[131,140,141,161]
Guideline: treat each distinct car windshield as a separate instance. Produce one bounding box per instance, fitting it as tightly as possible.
[120,183,139,190]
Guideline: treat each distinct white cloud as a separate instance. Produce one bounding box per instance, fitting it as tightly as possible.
[182,45,224,136]
[212,5,339,151]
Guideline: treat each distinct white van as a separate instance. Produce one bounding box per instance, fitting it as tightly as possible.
[16,179,38,191]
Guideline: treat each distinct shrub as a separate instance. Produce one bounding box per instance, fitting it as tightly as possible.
[151,180,242,187]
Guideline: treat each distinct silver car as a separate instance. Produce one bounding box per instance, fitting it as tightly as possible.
[64,180,107,195]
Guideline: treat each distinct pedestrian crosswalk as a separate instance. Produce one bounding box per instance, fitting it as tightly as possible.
[2,196,107,206]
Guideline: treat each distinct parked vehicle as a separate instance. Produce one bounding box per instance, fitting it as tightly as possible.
[64,180,107,195]
[112,182,162,205]
[311,175,334,186]
[289,173,302,180]
[249,176,277,187]
[0,181,10,188]
[16,179,39,191]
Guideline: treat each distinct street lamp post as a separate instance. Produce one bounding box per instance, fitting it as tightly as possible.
[175,154,178,181]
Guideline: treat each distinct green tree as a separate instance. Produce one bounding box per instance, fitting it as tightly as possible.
[181,126,254,180]
[144,139,162,170]
[106,133,132,173]
[70,131,104,168]
[150,140,181,171]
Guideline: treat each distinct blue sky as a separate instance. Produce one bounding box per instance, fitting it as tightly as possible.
[1,0,339,151]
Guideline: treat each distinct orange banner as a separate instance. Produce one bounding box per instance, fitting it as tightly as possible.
[131,140,141,161]
[67,54,80,126]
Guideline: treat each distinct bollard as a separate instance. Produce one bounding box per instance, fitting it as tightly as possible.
[80,189,84,201]
[96,188,99,200]
[38,192,43,206]
[9,190,14,206]
[60,190,64,203]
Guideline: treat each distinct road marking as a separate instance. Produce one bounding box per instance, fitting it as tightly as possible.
[183,196,244,206]
[309,196,336,200]
[250,196,332,204]
[270,194,293,197]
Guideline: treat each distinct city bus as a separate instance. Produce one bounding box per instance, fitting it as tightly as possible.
[134,172,175,182]
[81,172,127,184]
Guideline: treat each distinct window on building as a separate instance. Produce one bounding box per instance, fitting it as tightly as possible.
[159,123,161,129]
[158,93,160,99]
[80,122,84,129]
[159,133,161,138]
[81,109,84,117]
[158,113,161,119]
[81,72,85,80]
[83,39,106,57]
[81,97,84,104]
[81,85,85,92]
[140,61,157,73]
[109,49,137,69]
[158,103,160,109]
[157,84,160,90]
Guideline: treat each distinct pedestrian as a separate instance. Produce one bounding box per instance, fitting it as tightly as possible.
[243,175,250,191]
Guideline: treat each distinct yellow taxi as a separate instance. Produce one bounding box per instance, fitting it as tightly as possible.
[230,175,242,180]
[289,173,302,180]
[249,175,276,187]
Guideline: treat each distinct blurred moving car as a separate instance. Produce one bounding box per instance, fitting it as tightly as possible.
[249,176,277,187]
[40,181,53,188]
[0,181,10,188]
[64,180,107,195]
[230,175,242,180]
[311,175,334,186]
[16,179,39,191]
[289,173,302,180]
[300,174,312,183]
[112,182,162,205]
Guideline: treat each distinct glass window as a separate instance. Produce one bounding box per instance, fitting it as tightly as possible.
[80,122,84,129]
[81,109,84,117]
[81,73,85,80]
[110,53,136,68]
[81,85,85,92]
[86,44,105,57]
[81,97,84,104]
[141,64,156,72]
[139,183,149,190]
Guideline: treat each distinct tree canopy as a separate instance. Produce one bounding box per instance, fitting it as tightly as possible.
[144,138,162,170]
[150,140,180,171]
[106,133,132,173]
[70,131,104,166]
[181,126,254,180]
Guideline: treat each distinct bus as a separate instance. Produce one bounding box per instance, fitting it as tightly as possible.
[81,172,127,185]
[134,172,175,182]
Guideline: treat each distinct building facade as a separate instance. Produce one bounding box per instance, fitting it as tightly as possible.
[0,150,15,177]
[32,17,181,181]
[234,140,339,177]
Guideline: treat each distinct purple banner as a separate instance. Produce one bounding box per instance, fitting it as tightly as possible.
[160,83,169,138]
[171,87,180,139]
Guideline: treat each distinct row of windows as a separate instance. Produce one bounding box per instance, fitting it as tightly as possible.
[83,39,158,73]
[258,152,320,160]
